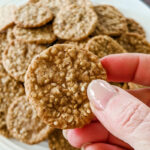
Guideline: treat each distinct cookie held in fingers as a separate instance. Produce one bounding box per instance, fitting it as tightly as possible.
[53,5,97,41]
[25,44,106,129]
[48,129,79,150]
[14,2,53,28]
[116,32,150,53]
[126,18,146,38]
[0,63,24,137]
[2,41,47,82]
[0,5,16,32]
[6,95,53,144]
[86,35,126,58]
[13,24,57,44]
[92,5,127,36]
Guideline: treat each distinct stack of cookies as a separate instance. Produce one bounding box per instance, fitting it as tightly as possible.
[0,0,150,149]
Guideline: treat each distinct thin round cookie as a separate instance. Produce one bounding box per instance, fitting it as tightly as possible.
[2,41,47,82]
[126,18,146,38]
[13,24,57,44]
[0,63,24,137]
[53,5,97,41]
[116,32,150,53]
[25,44,106,129]
[86,35,126,58]
[6,95,53,144]
[14,3,53,28]
[92,5,127,36]
[48,129,79,150]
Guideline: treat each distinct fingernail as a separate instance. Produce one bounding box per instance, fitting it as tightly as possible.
[87,80,117,110]
[81,143,92,150]
[62,130,67,139]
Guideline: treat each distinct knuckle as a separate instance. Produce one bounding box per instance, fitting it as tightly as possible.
[120,103,149,133]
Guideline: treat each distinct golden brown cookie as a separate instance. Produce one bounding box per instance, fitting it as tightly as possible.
[92,5,127,36]
[126,18,146,38]
[2,41,47,82]
[48,129,79,150]
[25,44,106,129]
[14,3,53,28]
[0,63,25,137]
[6,95,53,144]
[86,35,126,58]
[53,5,97,41]
[0,5,16,32]
[116,32,150,53]
[13,24,57,44]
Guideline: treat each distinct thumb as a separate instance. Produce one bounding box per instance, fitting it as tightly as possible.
[87,80,150,150]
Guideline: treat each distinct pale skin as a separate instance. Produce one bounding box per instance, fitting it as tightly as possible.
[63,53,150,150]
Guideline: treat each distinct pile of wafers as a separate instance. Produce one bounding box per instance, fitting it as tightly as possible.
[0,0,150,149]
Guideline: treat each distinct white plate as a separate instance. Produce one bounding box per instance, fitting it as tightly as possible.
[0,0,150,150]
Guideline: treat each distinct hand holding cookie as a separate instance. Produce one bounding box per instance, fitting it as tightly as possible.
[0,0,149,149]
[65,53,150,150]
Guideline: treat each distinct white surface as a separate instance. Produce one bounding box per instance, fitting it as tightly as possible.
[0,0,150,150]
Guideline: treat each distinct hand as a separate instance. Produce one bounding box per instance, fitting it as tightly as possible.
[63,53,150,150]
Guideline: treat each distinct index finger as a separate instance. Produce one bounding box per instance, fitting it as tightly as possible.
[101,53,150,86]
